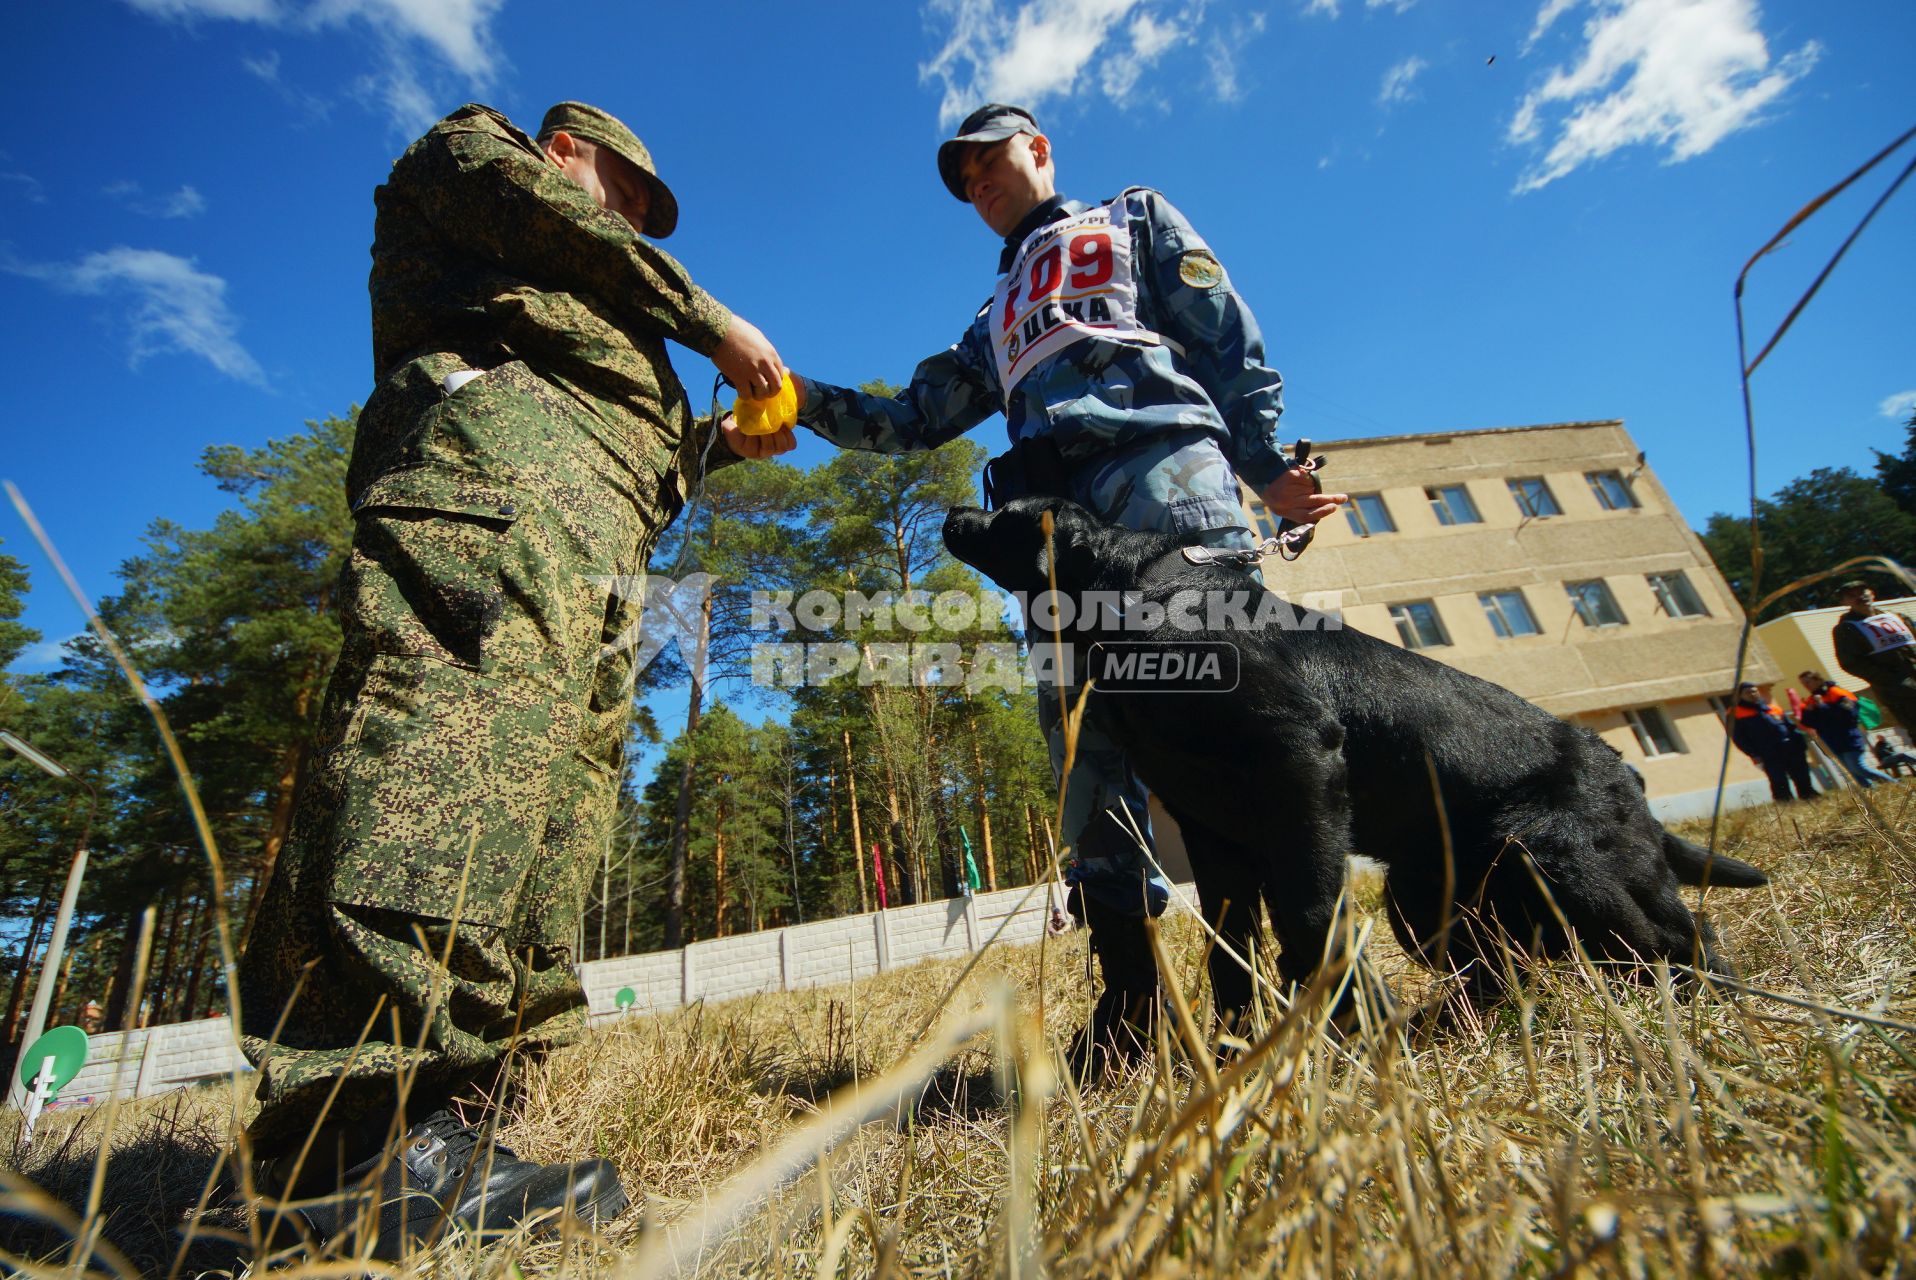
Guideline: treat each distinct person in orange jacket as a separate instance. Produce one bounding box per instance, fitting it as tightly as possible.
[1799,672,1891,788]
[1727,681,1818,802]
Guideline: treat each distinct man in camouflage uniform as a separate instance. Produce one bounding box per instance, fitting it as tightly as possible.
[237,101,794,1254]
[790,104,1345,1072]
[1833,579,1916,733]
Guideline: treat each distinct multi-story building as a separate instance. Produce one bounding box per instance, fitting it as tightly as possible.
[1224,419,1779,821]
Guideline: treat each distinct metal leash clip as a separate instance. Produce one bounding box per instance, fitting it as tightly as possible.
[1181,520,1317,568]
[1183,439,1326,568]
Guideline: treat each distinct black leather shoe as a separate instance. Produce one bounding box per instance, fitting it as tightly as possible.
[268,1110,627,1258]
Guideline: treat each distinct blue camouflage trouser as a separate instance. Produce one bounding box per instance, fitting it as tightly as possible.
[1038,431,1263,919]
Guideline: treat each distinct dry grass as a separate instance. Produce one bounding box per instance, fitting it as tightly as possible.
[5,785,1915,1278]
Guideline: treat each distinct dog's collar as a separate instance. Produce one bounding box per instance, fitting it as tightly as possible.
[1180,522,1317,569]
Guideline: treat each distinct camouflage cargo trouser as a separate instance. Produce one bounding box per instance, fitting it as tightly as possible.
[1038,432,1263,919]
[238,358,678,1154]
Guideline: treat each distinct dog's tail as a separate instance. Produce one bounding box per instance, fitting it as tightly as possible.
[1662,832,1768,888]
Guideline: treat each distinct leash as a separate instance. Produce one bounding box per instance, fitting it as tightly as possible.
[1181,438,1327,568]
[1180,520,1318,569]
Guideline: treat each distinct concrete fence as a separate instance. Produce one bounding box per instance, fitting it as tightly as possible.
[28,879,1093,1110]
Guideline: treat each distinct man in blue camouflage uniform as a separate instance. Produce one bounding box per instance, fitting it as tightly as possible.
[791,104,1346,1071]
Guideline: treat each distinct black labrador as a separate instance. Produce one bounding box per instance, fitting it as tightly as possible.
[944,496,1767,1025]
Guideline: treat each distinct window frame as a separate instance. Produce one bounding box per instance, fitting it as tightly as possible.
[1425,483,1483,527]
[1389,600,1451,650]
[1623,705,1686,758]
[1345,492,1398,538]
[1584,469,1640,511]
[1507,476,1563,518]
[1479,588,1542,638]
[1565,578,1628,628]
[1646,571,1710,619]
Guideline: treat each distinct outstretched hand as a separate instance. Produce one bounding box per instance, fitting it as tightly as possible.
[719,413,797,459]
[1260,461,1347,526]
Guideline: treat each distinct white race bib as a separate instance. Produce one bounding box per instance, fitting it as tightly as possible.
[1854,611,1916,655]
[990,204,1150,403]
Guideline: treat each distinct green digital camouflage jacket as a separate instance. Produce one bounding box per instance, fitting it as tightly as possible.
[356,102,738,506]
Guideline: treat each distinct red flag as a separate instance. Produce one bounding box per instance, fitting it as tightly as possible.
[873,842,888,910]
[1786,687,1805,719]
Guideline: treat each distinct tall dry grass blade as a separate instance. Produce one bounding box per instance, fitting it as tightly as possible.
[4,484,246,1068]
[72,904,155,1278]
[619,1000,1003,1280]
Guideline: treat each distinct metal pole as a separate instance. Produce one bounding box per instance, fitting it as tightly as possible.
[8,840,87,1112]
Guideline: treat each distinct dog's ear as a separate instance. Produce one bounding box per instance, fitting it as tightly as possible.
[1033,502,1107,591]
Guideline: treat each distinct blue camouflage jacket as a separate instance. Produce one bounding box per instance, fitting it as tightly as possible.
[796,190,1293,491]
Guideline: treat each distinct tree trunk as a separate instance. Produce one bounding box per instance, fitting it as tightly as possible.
[597,826,612,961]
[179,909,213,1022]
[842,730,869,913]
[712,795,730,938]
[663,587,715,950]
[965,712,998,890]
[238,670,319,956]
[47,939,77,1030]
[103,910,144,1031]
[1023,804,1041,884]
[150,894,188,1021]
[3,877,54,1046]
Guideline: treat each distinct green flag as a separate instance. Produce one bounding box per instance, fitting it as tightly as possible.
[960,827,983,891]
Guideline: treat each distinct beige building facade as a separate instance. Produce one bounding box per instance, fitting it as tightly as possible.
[1228,419,1781,821]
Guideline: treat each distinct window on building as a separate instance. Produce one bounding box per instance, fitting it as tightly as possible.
[1565,579,1627,627]
[1623,705,1686,758]
[1389,601,1450,650]
[1507,476,1562,518]
[1647,571,1710,618]
[1426,484,1482,526]
[1585,470,1640,511]
[1245,498,1280,541]
[1345,492,1397,538]
[1479,589,1541,638]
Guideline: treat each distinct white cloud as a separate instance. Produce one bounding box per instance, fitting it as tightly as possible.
[8,247,266,387]
[1304,0,1419,17]
[1,171,47,204]
[1881,391,1916,422]
[921,0,1210,126]
[1377,54,1427,107]
[1204,11,1266,103]
[242,47,282,80]
[105,181,209,218]
[1522,0,1580,53]
[13,635,81,669]
[1509,0,1821,194]
[122,0,505,134]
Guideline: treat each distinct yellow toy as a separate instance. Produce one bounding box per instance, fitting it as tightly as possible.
[732,372,799,436]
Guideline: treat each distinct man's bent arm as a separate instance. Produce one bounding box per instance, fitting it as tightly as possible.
[403,105,733,357]
[1140,192,1290,490]
[796,326,998,454]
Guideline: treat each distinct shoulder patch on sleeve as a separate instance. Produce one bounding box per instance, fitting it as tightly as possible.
[1178,249,1225,289]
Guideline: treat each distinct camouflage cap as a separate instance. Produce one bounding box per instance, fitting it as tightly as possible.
[937,103,1040,202]
[538,101,679,238]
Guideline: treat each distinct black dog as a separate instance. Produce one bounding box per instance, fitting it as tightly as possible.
[944,496,1768,1030]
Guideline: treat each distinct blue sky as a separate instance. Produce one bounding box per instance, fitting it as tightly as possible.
[2,0,1912,679]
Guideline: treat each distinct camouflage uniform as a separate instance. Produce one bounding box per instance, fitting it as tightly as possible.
[798,189,1289,917]
[238,103,738,1154]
